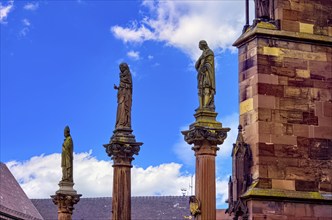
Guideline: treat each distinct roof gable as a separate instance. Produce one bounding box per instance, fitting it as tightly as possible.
[0,162,44,220]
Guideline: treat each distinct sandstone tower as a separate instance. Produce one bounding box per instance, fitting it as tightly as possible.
[229,0,332,219]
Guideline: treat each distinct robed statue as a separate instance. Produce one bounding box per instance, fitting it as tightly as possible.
[255,0,273,20]
[195,40,216,110]
[61,126,73,182]
[114,63,132,129]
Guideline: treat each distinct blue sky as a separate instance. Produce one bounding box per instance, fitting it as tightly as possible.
[1,0,254,208]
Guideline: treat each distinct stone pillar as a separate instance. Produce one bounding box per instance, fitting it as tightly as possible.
[182,110,230,220]
[104,128,142,220]
[51,182,81,220]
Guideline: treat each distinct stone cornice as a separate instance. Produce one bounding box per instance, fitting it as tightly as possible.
[233,25,332,48]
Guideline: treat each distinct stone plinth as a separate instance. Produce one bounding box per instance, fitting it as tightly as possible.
[51,182,81,220]
[182,109,230,220]
[104,128,142,220]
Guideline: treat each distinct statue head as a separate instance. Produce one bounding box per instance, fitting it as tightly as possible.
[119,62,129,72]
[64,126,70,137]
[199,40,208,50]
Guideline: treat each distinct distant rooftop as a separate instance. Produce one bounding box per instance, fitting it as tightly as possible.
[32,196,191,220]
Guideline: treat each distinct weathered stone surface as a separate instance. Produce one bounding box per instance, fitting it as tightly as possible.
[272,179,295,190]
[258,143,275,156]
[295,180,318,192]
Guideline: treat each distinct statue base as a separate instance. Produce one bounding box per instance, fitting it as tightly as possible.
[56,181,77,195]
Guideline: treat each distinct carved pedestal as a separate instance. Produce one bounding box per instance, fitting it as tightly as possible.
[182,110,230,220]
[51,182,81,220]
[104,128,142,220]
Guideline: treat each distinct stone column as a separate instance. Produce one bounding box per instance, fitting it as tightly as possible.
[51,182,81,220]
[104,128,142,220]
[182,110,230,220]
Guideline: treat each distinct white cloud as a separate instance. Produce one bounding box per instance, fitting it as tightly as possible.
[6,151,192,198]
[127,50,140,60]
[0,0,14,24]
[6,151,229,207]
[22,18,31,26]
[111,1,252,60]
[148,55,154,60]
[19,18,31,37]
[24,2,39,11]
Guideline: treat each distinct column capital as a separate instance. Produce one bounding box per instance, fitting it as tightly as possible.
[104,128,143,165]
[51,193,81,216]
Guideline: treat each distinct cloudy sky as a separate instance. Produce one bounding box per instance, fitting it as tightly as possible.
[1,0,254,209]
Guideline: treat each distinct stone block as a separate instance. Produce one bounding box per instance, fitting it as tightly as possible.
[313,80,332,90]
[240,98,254,115]
[309,60,332,80]
[257,74,279,85]
[263,47,282,57]
[318,115,332,127]
[285,110,304,124]
[303,111,318,125]
[279,98,309,111]
[309,138,332,160]
[277,157,299,167]
[283,57,308,70]
[241,66,257,81]
[278,76,288,85]
[283,9,299,21]
[271,66,296,77]
[313,126,332,139]
[299,23,314,34]
[254,95,276,109]
[293,124,309,137]
[239,57,256,72]
[282,20,299,32]
[274,144,297,158]
[268,165,285,179]
[313,204,332,217]
[283,49,327,62]
[272,179,295,190]
[257,178,272,189]
[323,102,332,117]
[271,134,298,145]
[296,69,310,78]
[288,78,314,87]
[258,143,275,156]
[257,83,284,97]
[295,180,318,191]
[319,182,332,192]
[285,167,316,181]
[258,108,272,122]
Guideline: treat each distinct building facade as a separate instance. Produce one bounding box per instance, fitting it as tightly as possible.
[230,0,332,219]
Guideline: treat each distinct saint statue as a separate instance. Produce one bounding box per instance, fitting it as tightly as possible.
[255,0,273,20]
[61,126,73,182]
[114,62,132,129]
[195,40,216,110]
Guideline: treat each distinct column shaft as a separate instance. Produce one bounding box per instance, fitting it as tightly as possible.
[112,164,132,220]
[195,142,217,220]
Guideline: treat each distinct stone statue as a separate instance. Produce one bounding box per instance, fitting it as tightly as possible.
[255,0,273,20]
[195,40,216,110]
[61,126,73,182]
[114,62,132,129]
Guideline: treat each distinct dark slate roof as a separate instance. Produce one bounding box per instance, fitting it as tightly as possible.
[32,196,190,220]
[0,162,44,220]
